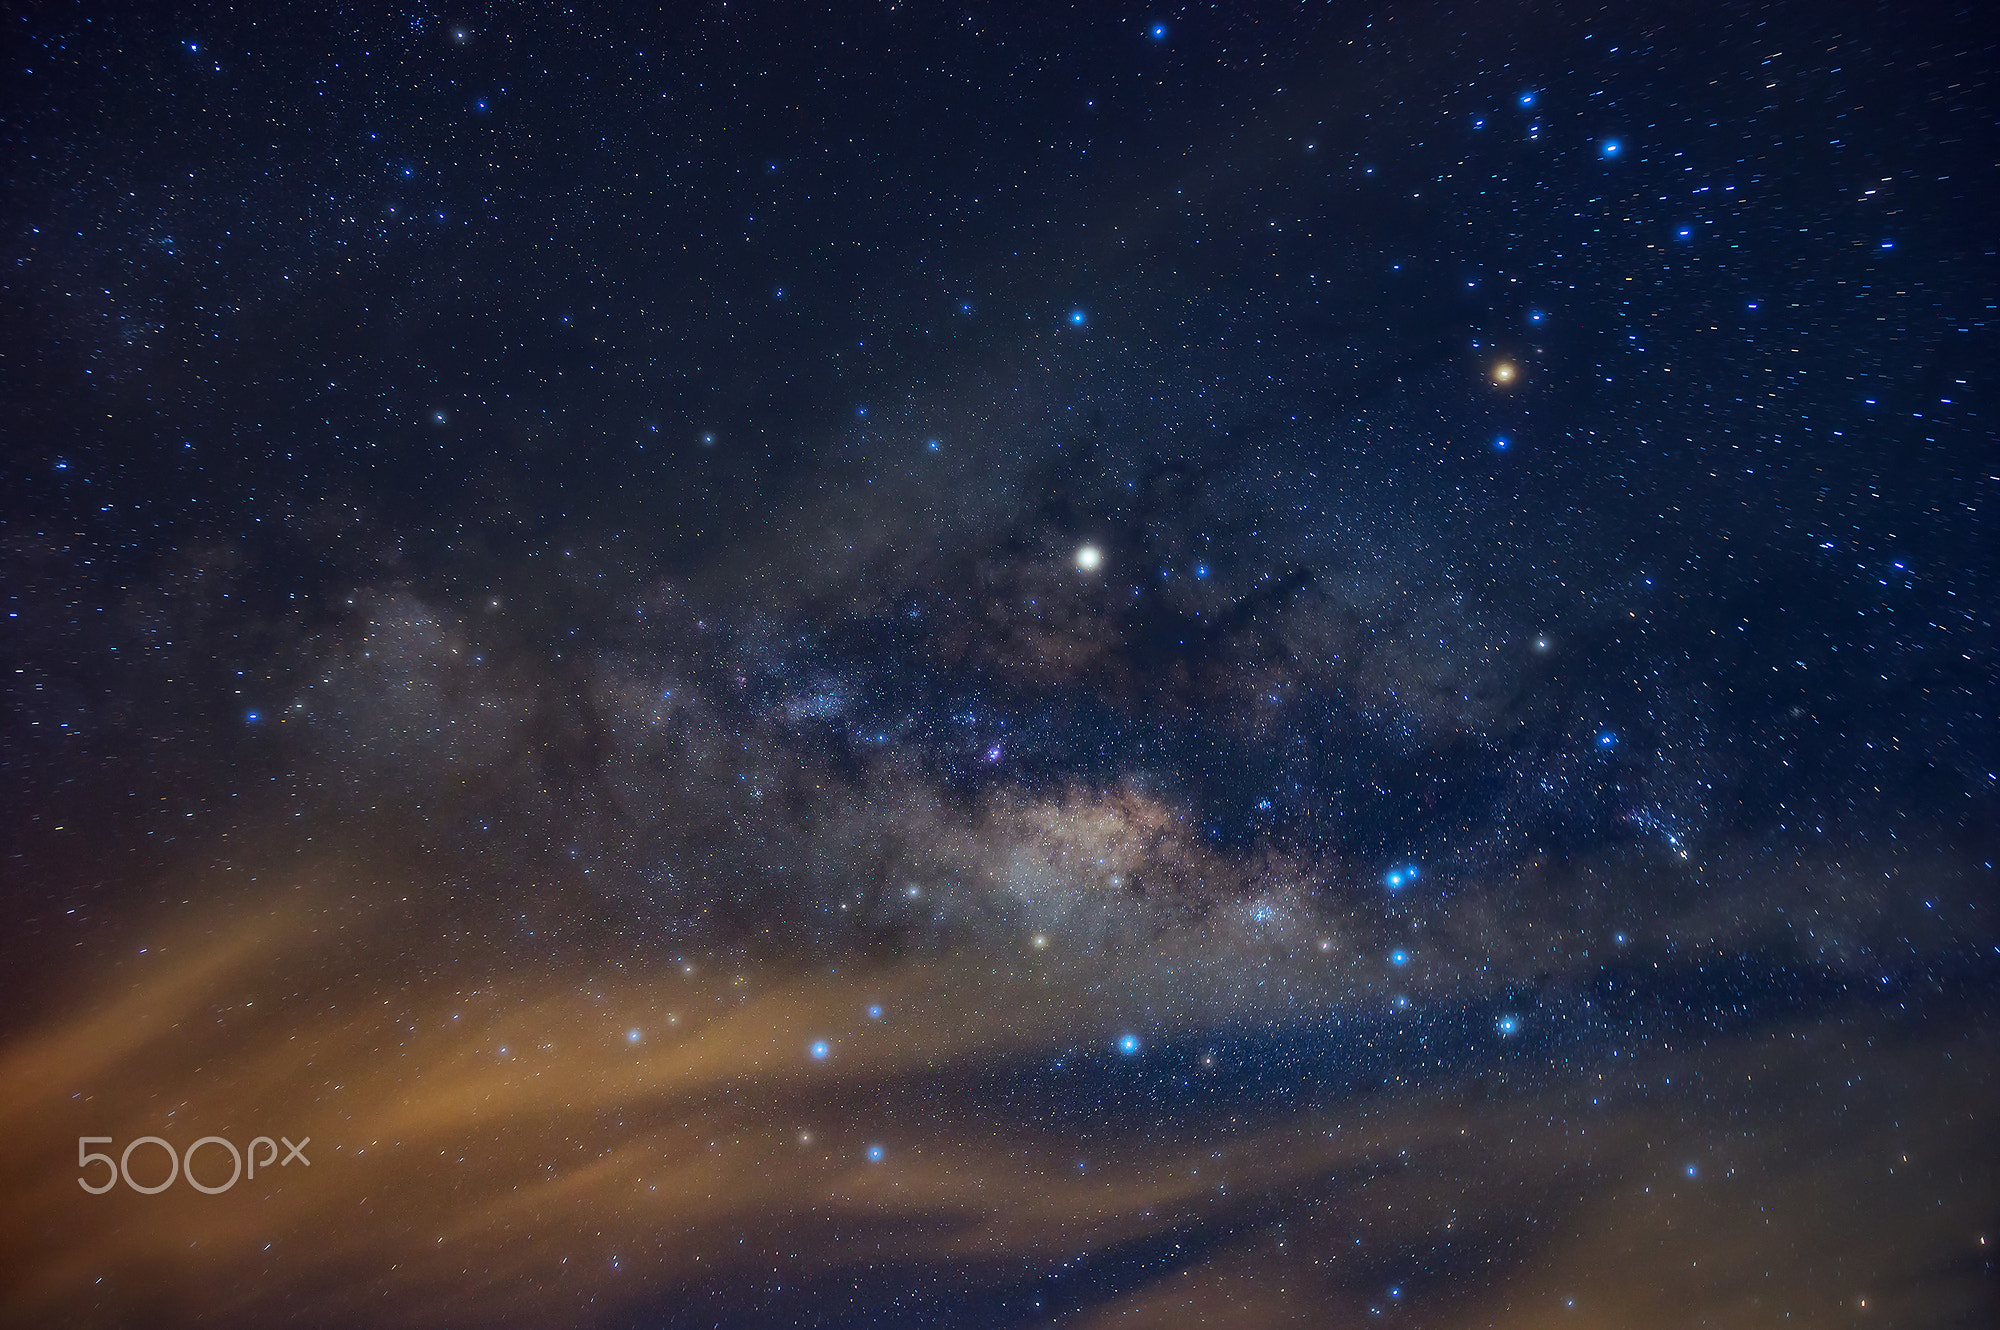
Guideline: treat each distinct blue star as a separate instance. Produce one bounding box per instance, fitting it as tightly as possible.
[1389,950,1409,967]
[1519,91,1537,107]
[867,1004,884,1020]
[627,1029,641,1043]
[1494,436,1510,451]
[1597,731,1617,748]
[1149,23,1168,39]
[809,1040,830,1060]
[867,1144,885,1161]
[244,711,260,724]
[1117,1033,1141,1055]
[1496,1015,1520,1036]
[1069,309,1087,326]
[1600,139,1621,157]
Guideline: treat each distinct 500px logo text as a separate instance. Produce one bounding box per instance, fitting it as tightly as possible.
[78,1135,310,1194]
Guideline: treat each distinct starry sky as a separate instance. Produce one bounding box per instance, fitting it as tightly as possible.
[2,2,1997,1326]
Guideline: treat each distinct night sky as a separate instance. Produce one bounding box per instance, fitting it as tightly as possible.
[3,1,1997,1326]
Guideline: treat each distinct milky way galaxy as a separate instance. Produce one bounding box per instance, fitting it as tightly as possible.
[2,2,1996,1326]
